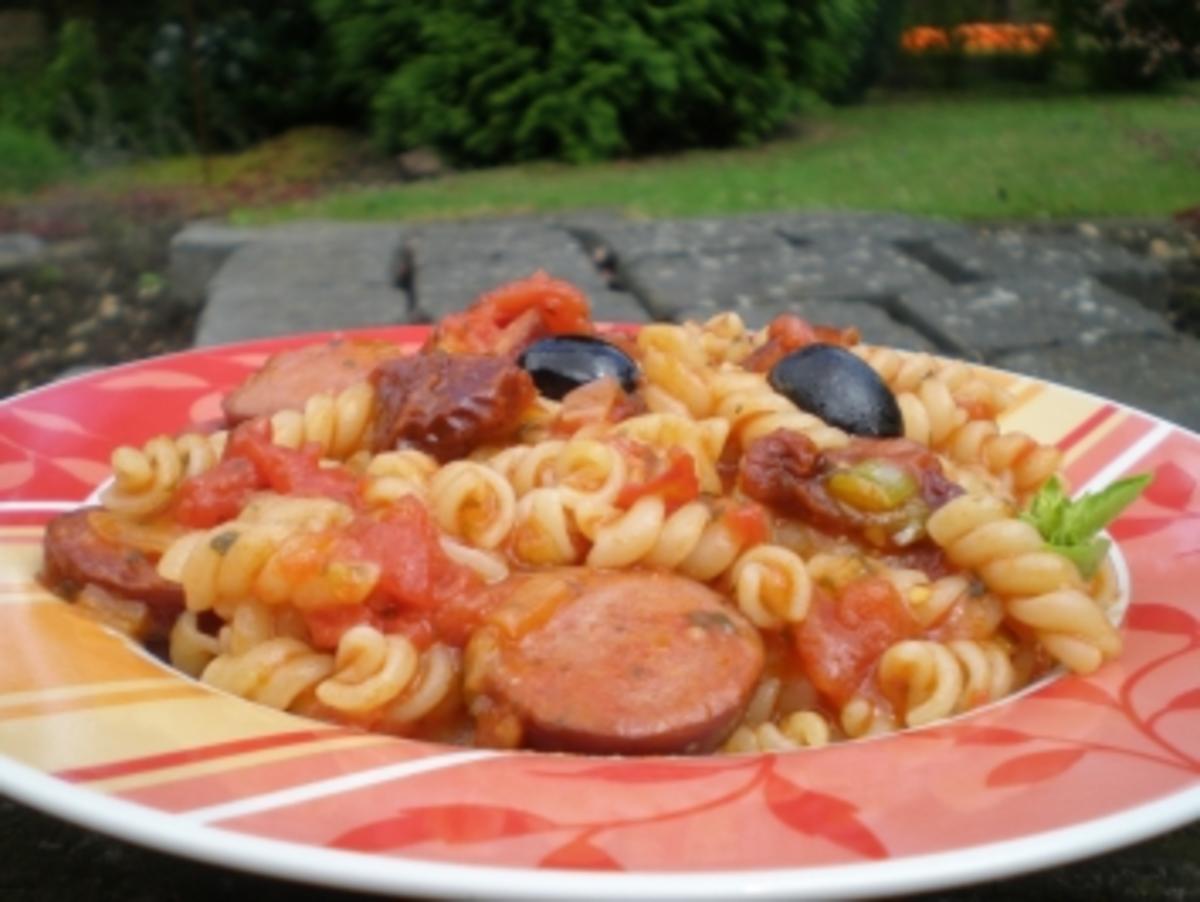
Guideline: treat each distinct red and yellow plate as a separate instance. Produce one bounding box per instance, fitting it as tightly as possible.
[1,327,1197,899]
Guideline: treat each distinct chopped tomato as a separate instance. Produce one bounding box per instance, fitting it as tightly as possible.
[301,499,486,649]
[226,419,361,509]
[303,600,437,651]
[172,458,262,527]
[722,501,769,546]
[616,449,701,513]
[793,576,918,706]
[429,271,593,355]
[340,497,481,611]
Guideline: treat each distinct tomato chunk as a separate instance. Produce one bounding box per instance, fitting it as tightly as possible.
[721,501,769,546]
[616,449,700,512]
[793,576,919,707]
[344,498,482,611]
[173,458,262,528]
[429,271,593,356]
[227,419,361,509]
[302,498,486,650]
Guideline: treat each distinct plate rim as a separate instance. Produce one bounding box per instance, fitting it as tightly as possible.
[1,751,1197,900]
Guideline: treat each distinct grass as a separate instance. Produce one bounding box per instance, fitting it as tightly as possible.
[234,90,1200,225]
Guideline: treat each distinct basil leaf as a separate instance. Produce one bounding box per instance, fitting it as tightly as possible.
[1022,473,1151,578]
[1059,474,1153,544]
[1021,475,1069,539]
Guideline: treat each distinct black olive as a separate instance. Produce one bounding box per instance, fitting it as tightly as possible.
[768,344,902,438]
[518,335,640,400]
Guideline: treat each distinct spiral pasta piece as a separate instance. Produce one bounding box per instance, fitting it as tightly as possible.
[853,345,1014,417]
[511,487,584,566]
[638,322,714,418]
[927,494,1121,673]
[840,695,897,739]
[553,438,627,506]
[269,381,376,460]
[878,638,1014,726]
[237,493,355,531]
[612,413,729,494]
[380,642,461,729]
[897,379,1060,496]
[439,537,510,584]
[724,711,832,753]
[730,544,812,628]
[316,624,421,714]
[162,522,380,613]
[168,611,221,678]
[685,312,758,367]
[710,369,848,451]
[217,600,308,656]
[484,440,566,497]
[202,637,334,710]
[428,461,517,550]
[103,431,228,518]
[885,569,974,628]
[362,449,438,507]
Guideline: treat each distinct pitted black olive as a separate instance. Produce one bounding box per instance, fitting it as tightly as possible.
[518,335,640,400]
[768,344,902,438]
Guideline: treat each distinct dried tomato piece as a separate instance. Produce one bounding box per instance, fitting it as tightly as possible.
[370,352,536,461]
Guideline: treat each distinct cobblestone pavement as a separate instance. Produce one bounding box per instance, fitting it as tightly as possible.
[4,211,1199,900]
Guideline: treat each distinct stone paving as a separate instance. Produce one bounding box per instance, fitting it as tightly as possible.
[175,211,1200,430]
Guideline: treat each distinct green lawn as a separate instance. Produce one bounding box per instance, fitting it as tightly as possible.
[235,90,1200,225]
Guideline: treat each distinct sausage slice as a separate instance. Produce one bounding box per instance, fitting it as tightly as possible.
[42,508,184,640]
[467,569,763,755]
[223,340,405,424]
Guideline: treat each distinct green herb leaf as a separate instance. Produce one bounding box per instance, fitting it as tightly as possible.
[1059,474,1153,544]
[1022,473,1152,578]
[1020,475,1069,538]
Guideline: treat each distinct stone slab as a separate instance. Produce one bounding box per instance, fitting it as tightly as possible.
[583,217,790,263]
[403,220,647,323]
[620,237,942,320]
[168,222,266,311]
[915,228,1167,308]
[894,275,1175,358]
[0,232,45,274]
[994,335,1200,432]
[771,211,969,245]
[195,227,410,346]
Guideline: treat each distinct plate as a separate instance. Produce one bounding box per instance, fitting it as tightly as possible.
[0,326,1197,900]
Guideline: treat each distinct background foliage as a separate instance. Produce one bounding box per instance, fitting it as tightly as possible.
[1,0,1197,176]
[315,0,878,164]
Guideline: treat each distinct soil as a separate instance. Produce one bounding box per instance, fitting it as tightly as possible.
[1,215,196,396]
[1,207,1197,400]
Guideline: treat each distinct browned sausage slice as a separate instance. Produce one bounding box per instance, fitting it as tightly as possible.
[42,508,184,640]
[467,570,763,755]
[223,340,405,424]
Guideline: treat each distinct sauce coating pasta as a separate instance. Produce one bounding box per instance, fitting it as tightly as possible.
[40,271,1129,756]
